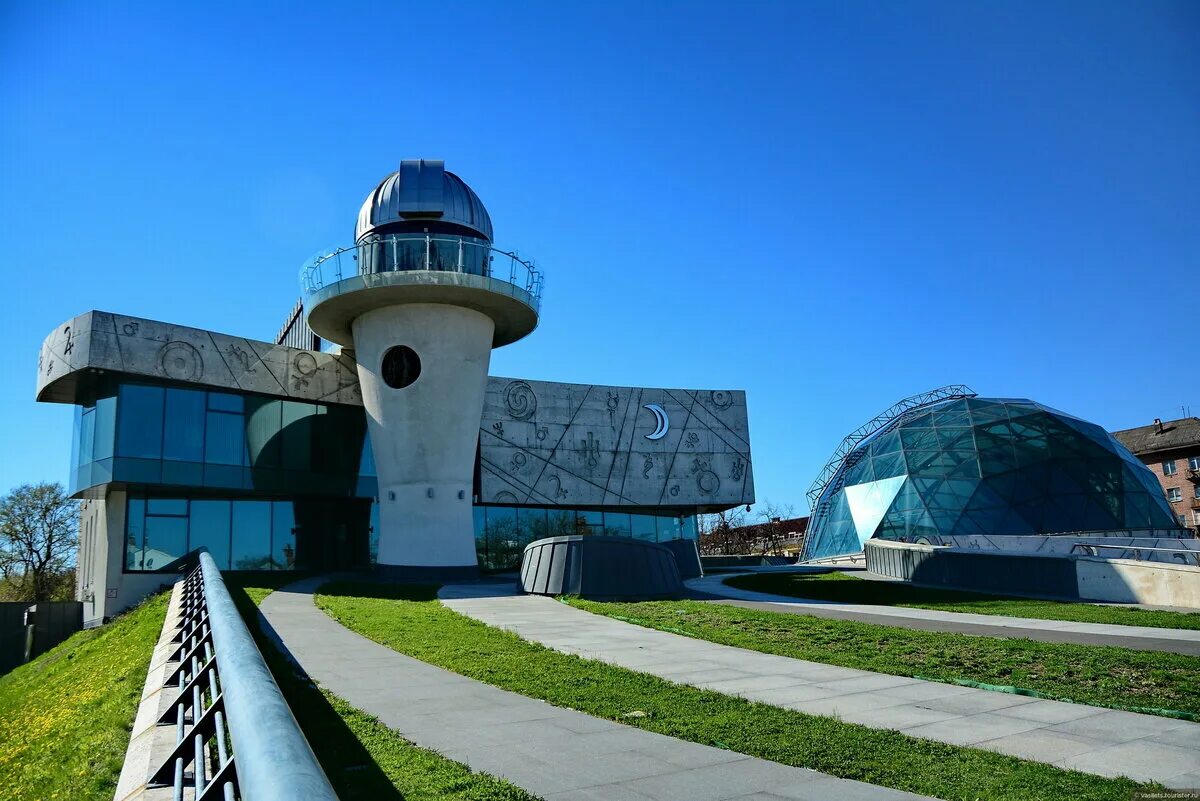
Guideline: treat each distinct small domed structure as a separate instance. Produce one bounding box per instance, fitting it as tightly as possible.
[804,397,1179,560]
[356,159,493,243]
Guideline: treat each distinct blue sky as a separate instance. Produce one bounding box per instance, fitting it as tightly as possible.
[1,1,1196,514]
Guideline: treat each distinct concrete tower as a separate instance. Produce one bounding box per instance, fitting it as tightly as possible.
[302,160,541,578]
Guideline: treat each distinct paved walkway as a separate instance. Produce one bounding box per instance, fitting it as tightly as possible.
[688,574,1200,655]
[258,577,932,801]
[439,584,1200,788]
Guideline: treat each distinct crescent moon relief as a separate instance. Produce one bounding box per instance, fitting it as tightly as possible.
[644,404,669,440]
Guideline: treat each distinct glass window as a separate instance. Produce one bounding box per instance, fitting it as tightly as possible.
[190,500,231,570]
[1194,485,1200,499]
[147,498,188,515]
[205,411,246,466]
[602,512,631,538]
[117,385,164,459]
[657,516,683,542]
[164,389,206,461]
[1167,487,1182,502]
[281,402,314,470]
[630,514,658,542]
[482,506,519,569]
[546,510,576,537]
[272,502,297,570]
[78,407,96,466]
[94,394,116,461]
[1190,456,1200,471]
[577,509,604,534]
[208,393,244,413]
[231,501,272,570]
[1163,460,1177,475]
[126,497,145,570]
[142,516,187,570]
[681,516,698,539]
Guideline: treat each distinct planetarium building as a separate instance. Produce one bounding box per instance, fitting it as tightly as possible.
[804,391,1179,560]
[37,161,756,623]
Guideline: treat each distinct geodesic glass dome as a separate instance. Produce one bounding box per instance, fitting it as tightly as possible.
[803,397,1178,560]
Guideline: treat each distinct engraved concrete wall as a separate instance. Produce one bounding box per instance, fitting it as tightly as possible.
[479,378,755,511]
[38,312,756,512]
[36,311,361,405]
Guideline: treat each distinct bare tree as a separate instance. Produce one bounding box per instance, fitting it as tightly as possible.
[697,507,749,555]
[0,483,78,602]
[753,500,799,556]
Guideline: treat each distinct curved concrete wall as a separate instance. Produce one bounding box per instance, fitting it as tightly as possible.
[520,536,683,600]
[865,538,1200,608]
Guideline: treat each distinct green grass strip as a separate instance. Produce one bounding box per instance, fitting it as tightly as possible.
[728,570,1200,629]
[568,597,1200,718]
[910,675,1199,723]
[0,593,168,801]
[315,580,1159,801]
[227,577,540,801]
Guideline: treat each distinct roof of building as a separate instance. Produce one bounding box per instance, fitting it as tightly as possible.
[355,159,493,242]
[1112,417,1200,456]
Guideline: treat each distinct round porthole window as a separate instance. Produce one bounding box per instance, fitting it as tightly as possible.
[381,346,421,389]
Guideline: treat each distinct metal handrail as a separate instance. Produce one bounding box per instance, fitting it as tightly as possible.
[1070,542,1200,566]
[150,552,338,801]
[299,233,544,310]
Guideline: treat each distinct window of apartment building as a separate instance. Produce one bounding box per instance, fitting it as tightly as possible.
[1190,455,1200,471]
[1163,459,1177,475]
[1167,487,1182,502]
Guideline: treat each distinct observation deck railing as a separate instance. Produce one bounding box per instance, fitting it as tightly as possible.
[148,551,338,801]
[299,233,544,313]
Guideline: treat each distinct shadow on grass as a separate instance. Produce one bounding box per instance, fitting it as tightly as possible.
[224,580,404,801]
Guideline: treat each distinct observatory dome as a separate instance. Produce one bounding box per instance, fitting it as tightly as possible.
[356,159,493,243]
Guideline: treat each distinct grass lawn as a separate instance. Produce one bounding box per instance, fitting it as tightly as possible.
[568,597,1200,718]
[727,570,1200,629]
[227,576,539,801]
[315,580,1159,801]
[0,592,168,801]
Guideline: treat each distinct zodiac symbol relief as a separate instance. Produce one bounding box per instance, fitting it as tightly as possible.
[229,344,257,375]
[731,458,745,481]
[578,432,601,470]
[606,391,619,427]
[492,421,505,437]
[684,432,700,449]
[158,341,203,381]
[642,457,653,479]
[509,452,528,473]
[690,457,721,495]
[710,390,734,410]
[504,380,537,420]
[547,474,569,499]
[62,326,74,355]
[669,484,681,497]
[291,352,317,390]
[536,426,548,441]
[122,322,139,336]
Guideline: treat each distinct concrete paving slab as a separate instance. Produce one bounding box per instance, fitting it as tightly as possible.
[259,577,928,801]
[440,583,1200,787]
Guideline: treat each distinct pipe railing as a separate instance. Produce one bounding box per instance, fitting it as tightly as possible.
[149,551,338,801]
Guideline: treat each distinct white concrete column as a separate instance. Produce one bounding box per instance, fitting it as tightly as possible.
[351,303,494,574]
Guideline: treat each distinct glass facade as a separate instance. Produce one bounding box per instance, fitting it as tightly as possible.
[83,381,701,573]
[124,493,374,572]
[71,381,374,498]
[804,398,1180,560]
[472,506,697,571]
